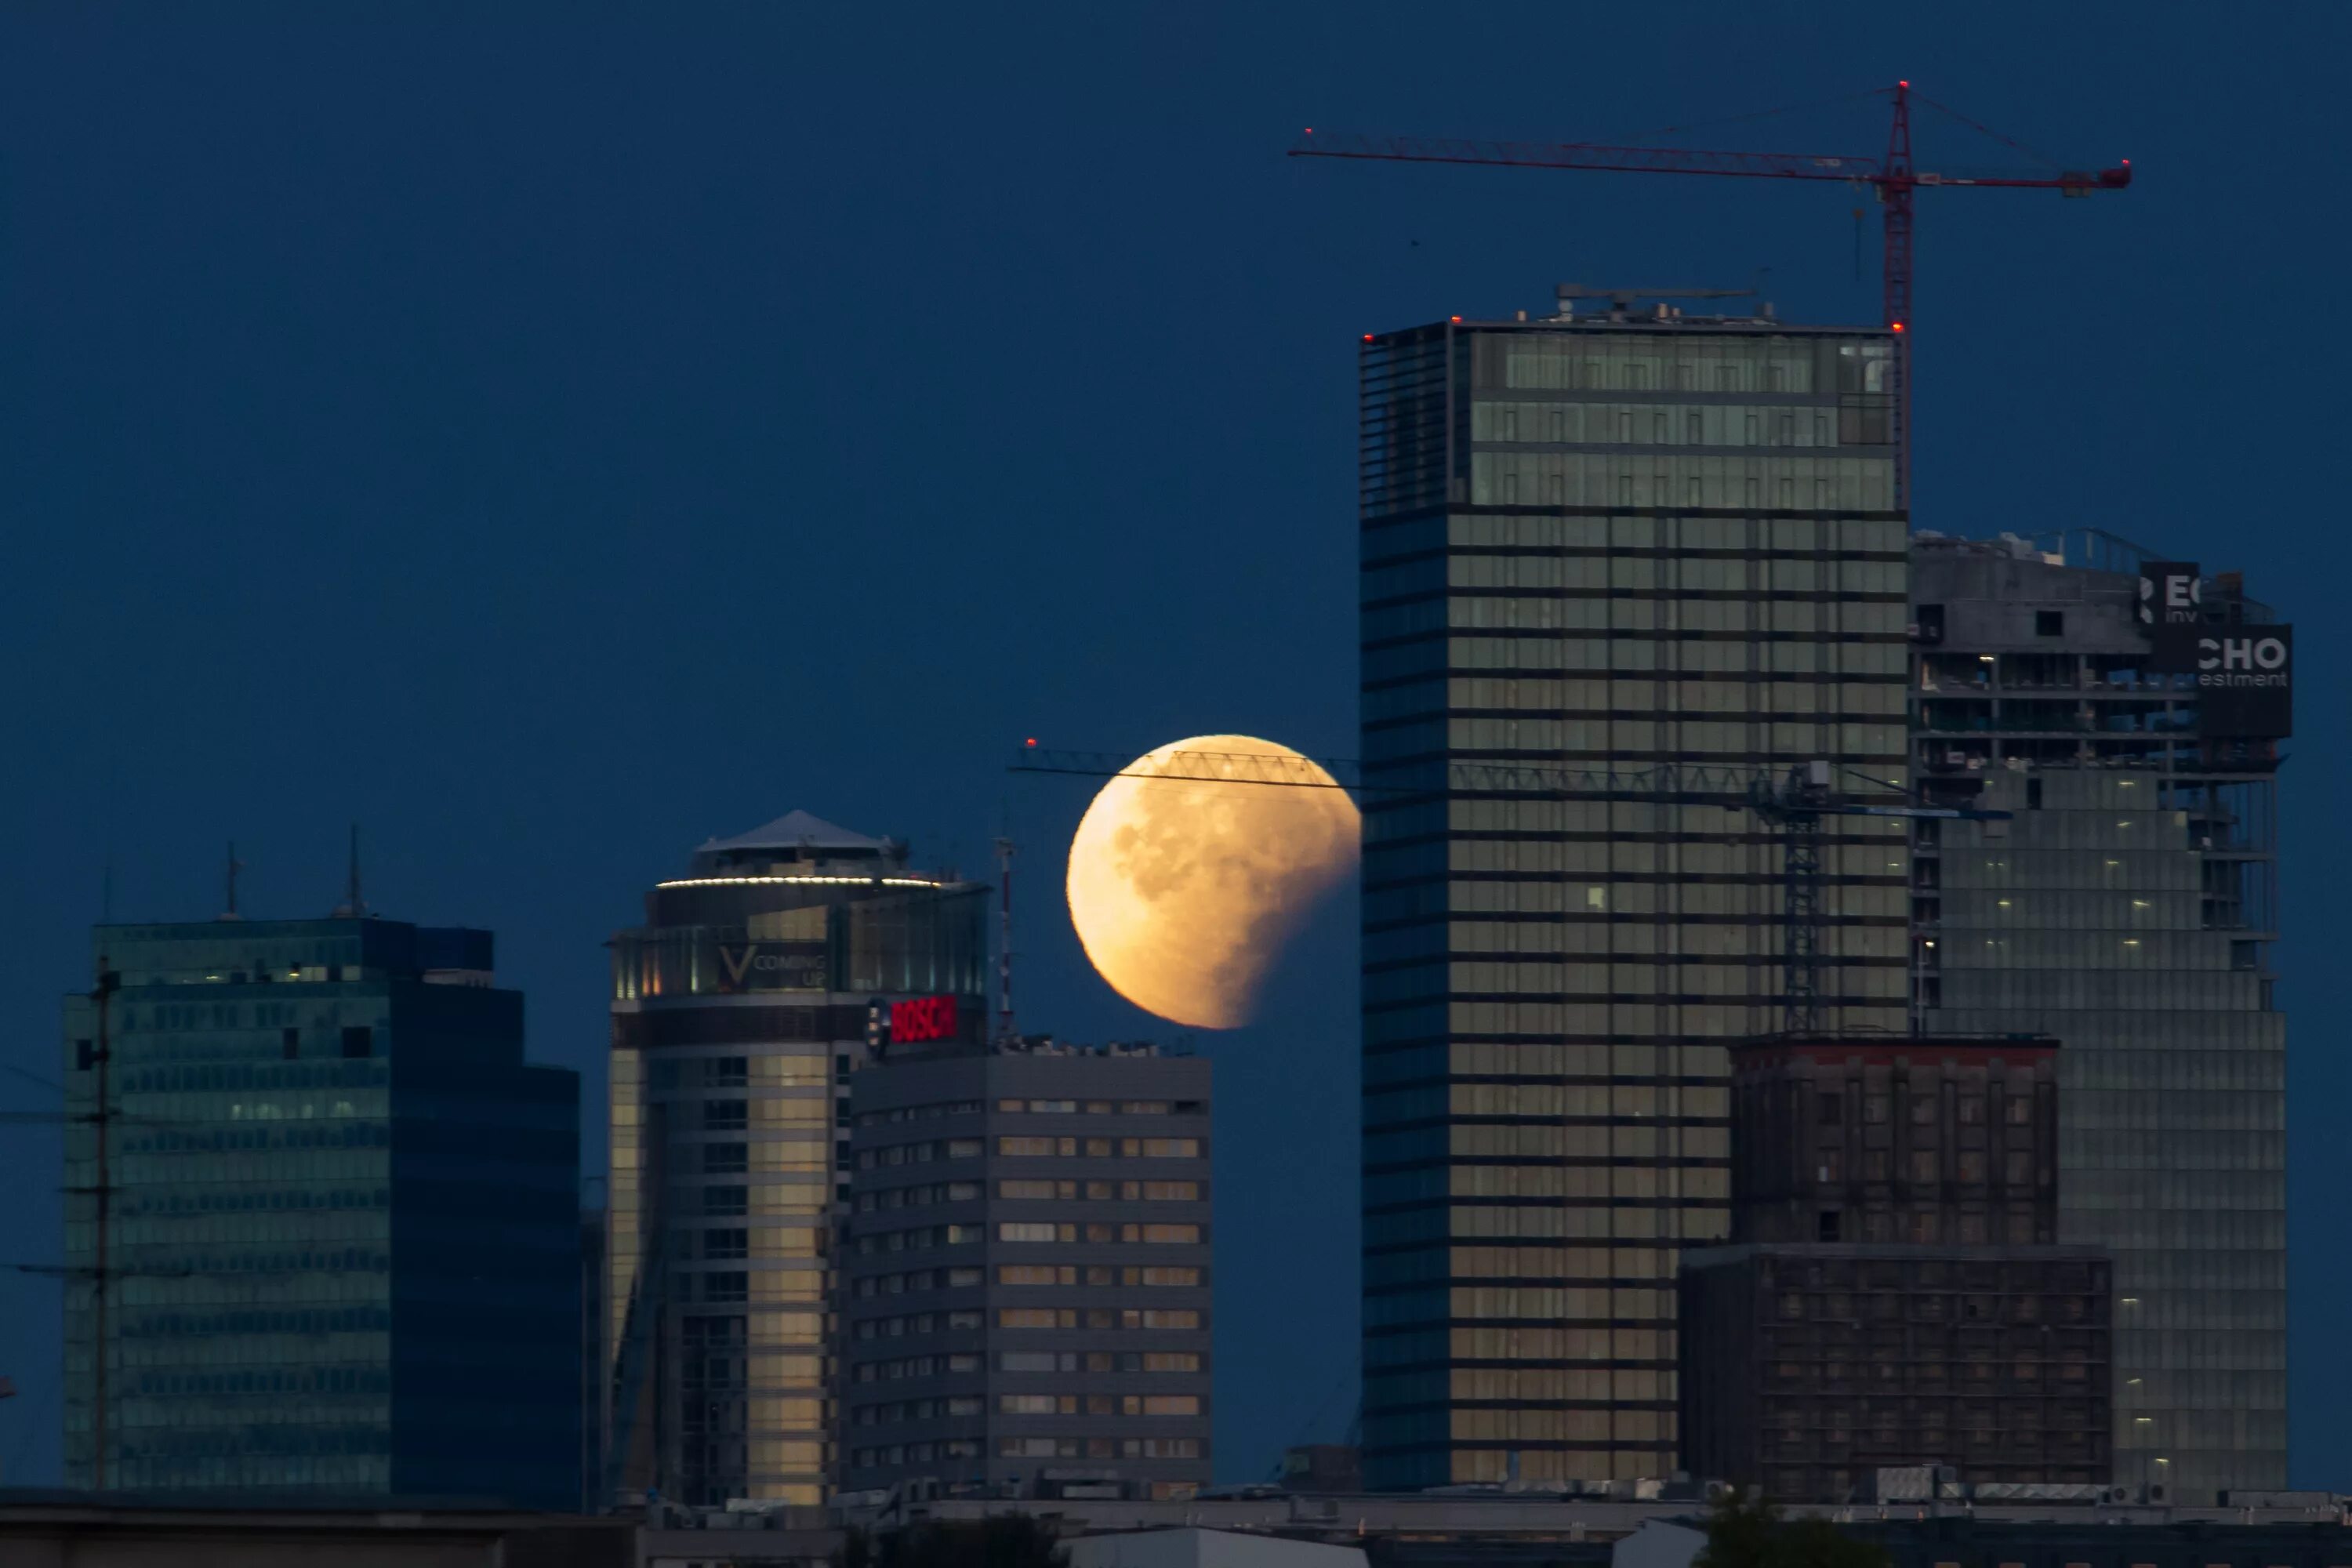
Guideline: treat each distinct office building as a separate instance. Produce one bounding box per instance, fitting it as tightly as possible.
[1358,290,1909,1486]
[60,915,580,1504]
[1907,534,2290,1500]
[840,1040,1212,1502]
[604,811,987,1508]
[1679,1034,2113,1498]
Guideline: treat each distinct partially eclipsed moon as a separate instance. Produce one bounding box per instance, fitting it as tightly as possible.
[1065,735,1360,1029]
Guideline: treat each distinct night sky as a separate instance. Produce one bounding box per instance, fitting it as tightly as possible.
[2,2,2345,1489]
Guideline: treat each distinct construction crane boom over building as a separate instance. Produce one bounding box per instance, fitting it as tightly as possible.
[1289,81,2130,509]
[1011,743,2008,1034]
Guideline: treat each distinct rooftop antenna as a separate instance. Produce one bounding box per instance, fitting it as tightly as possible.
[995,833,1016,1045]
[218,840,246,922]
[334,823,366,919]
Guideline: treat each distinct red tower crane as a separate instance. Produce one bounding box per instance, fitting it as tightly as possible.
[1290,82,2130,509]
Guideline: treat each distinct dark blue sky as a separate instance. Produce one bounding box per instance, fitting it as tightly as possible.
[2,2,2344,1489]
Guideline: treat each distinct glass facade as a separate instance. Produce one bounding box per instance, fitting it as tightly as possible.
[1909,539,2287,1501]
[60,918,580,1505]
[1359,314,1907,1488]
[604,816,987,1509]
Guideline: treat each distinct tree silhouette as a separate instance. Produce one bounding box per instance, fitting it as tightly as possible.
[1694,1488,1891,1568]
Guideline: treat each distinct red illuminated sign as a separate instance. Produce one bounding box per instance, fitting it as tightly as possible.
[889,994,958,1044]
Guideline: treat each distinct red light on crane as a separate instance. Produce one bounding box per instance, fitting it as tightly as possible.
[1025,738,1037,747]
[1450,315,1462,323]
[1890,321,1906,333]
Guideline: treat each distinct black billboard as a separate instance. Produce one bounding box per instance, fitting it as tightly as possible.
[2194,625,2292,739]
[2138,561,2205,672]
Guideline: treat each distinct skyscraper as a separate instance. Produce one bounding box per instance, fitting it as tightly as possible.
[604,811,986,1508]
[61,916,580,1504]
[1907,533,2289,1501]
[1358,294,1909,1488]
[840,1039,1213,1502]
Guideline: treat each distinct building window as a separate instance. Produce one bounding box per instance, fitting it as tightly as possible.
[1818,1210,1840,1242]
[2037,610,2065,637]
[1817,1092,1842,1126]
[706,1143,748,1175]
[704,1272,748,1303]
[706,1100,747,1131]
[339,1025,372,1059]
[281,1027,299,1061]
[705,1228,749,1261]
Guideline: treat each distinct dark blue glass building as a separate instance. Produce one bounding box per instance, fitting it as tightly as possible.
[60,916,580,1505]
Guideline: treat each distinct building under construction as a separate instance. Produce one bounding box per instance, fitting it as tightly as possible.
[1907,533,2289,1501]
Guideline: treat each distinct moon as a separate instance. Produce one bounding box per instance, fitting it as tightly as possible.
[1065,735,1359,1029]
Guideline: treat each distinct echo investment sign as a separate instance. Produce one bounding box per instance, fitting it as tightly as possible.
[2195,627,2292,739]
[2137,559,2292,739]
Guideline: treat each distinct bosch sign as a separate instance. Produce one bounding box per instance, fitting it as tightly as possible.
[2195,626,2292,739]
[889,994,960,1044]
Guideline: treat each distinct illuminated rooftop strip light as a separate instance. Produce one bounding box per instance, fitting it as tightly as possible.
[656,875,948,889]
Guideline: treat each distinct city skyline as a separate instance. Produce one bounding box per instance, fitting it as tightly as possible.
[2,2,2348,1498]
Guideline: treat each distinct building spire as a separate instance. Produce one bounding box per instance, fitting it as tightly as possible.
[218,840,246,922]
[334,823,367,919]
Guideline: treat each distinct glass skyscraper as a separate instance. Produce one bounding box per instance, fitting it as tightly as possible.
[604,811,986,1508]
[1359,300,1907,1488]
[1909,533,2288,1501]
[60,916,581,1504]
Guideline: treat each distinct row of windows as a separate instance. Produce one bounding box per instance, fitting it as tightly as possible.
[851,1309,984,1340]
[1469,453,1897,511]
[997,1179,1202,1203]
[1472,400,1861,448]
[852,1180,981,1214]
[996,1222,1201,1245]
[1364,597,1909,644]
[850,1438,979,1465]
[1436,1083,1731,1119]
[1365,636,1908,680]
[1441,1165,1733,1207]
[639,1053,829,1091]
[995,1393,1200,1416]
[853,1396,981,1425]
[1370,676,1908,717]
[1376,840,1906,881]
[852,1099,985,1127]
[855,1267,985,1297]
[1370,554,1906,597]
[993,1098,1200,1116]
[995,1436,1202,1459]
[999,1350,1201,1374]
[694,1182,830,1218]
[1453,1407,1669,1442]
[852,1225,978,1255]
[699,1138,829,1175]
[1425,511,1906,554]
[995,1137,1203,1160]
[1367,881,1909,922]
[1475,333,1888,394]
[1439,717,1910,757]
[854,1352,982,1381]
[853,1349,1201,1382]
[853,1178,1204,1214]
[684,1098,829,1131]
[998,1307,1203,1331]
[997,1265,1203,1288]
